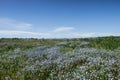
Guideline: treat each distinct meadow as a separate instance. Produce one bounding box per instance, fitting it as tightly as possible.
[0,36,120,80]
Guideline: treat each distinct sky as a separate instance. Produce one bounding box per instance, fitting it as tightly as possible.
[0,0,120,38]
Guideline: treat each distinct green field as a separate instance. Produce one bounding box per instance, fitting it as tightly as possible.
[0,36,120,80]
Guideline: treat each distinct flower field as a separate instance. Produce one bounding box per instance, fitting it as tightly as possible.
[0,36,120,80]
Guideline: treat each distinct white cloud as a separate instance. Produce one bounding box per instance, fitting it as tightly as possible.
[0,20,119,39]
[0,30,119,39]
[54,27,75,33]
[69,32,95,38]
[0,18,32,30]
[49,32,120,38]
[0,30,50,38]
[72,32,120,38]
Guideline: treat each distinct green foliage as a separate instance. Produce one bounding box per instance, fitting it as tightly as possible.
[0,36,120,79]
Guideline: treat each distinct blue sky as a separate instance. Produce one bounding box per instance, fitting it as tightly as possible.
[0,0,120,38]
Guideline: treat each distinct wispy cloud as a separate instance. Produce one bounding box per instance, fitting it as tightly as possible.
[0,30,118,38]
[72,32,120,38]
[0,19,119,39]
[0,18,32,30]
[54,27,75,33]
[0,30,50,38]
[70,32,96,38]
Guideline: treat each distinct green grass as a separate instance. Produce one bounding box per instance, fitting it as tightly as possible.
[0,36,120,80]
